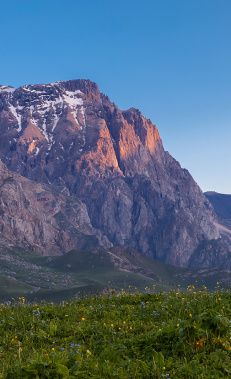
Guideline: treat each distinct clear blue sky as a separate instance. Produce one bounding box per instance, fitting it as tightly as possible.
[0,0,230,193]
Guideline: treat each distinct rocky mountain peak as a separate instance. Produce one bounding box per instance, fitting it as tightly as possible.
[0,79,220,266]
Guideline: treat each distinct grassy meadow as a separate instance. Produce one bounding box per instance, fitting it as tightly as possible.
[0,285,231,378]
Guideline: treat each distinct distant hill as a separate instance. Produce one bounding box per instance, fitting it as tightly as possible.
[204,192,231,219]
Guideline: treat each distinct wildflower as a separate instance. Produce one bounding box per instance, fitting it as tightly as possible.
[189,314,192,317]
[52,348,55,351]
[104,323,106,325]
[82,317,85,321]
[163,367,166,370]
[193,340,203,350]
[119,327,121,330]
[123,321,126,324]
[111,324,114,327]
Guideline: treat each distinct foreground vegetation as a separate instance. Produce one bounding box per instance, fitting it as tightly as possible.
[0,285,231,378]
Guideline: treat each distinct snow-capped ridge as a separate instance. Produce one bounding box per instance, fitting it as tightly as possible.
[1,80,93,154]
[0,85,15,93]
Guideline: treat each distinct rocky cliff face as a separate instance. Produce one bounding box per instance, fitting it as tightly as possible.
[0,159,112,255]
[0,80,219,266]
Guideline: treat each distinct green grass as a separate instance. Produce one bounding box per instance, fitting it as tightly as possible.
[0,275,34,293]
[0,286,231,378]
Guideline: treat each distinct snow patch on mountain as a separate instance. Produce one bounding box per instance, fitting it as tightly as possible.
[63,92,83,107]
[9,105,22,132]
[0,86,15,93]
[2,82,88,154]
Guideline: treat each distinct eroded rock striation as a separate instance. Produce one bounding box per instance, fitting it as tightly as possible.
[0,80,219,265]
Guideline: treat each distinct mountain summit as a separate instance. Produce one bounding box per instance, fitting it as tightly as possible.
[0,79,219,266]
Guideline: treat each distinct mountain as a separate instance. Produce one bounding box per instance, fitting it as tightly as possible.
[187,191,231,270]
[204,192,231,248]
[0,80,219,267]
[204,192,231,219]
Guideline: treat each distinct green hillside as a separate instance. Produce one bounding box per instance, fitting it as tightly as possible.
[0,245,230,303]
[0,274,34,294]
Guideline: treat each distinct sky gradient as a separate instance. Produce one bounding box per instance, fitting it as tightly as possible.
[0,0,230,193]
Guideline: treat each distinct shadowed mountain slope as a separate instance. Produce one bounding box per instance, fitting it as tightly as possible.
[204,192,231,219]
[186,192,231,270]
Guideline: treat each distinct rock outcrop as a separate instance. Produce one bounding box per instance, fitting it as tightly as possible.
[0,159,112,255]
[0,80,219,265]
